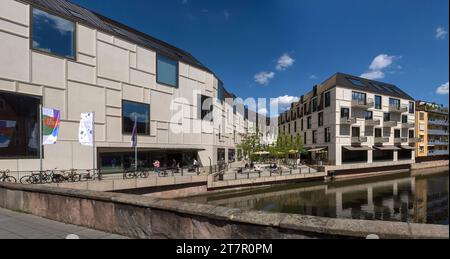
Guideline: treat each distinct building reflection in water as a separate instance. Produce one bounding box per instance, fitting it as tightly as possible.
[185,171,449,225]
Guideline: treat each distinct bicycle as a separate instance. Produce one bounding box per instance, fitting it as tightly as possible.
[0,170,17,183]
[123,168,150,179]
[61,169,82,183]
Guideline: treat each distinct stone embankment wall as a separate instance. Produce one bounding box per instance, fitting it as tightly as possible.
[0,183,447,239]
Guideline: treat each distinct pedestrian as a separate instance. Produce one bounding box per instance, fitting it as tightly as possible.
[153,160,160,173]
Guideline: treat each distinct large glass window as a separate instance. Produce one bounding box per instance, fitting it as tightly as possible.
[312,98,318,112]
[31,8,75,59]
[318,112,324,127]
[375,95,382,109]
[325,128,331,143]
[200,95,213,121]
[312,130,317,144]
[352,92,367,105]
[402,115,408,123]
[365,111,373,120]
[324,92,331,107]
[409,102,415,114]
[341,107,350,119]
[307,116,312,129]
[157,54,178,87]
[384,113,391,122]
[217,81,225,103]
[389,98,401,109]
[0,92,41,158]
[375,128,382,138]
[122,100,150,135]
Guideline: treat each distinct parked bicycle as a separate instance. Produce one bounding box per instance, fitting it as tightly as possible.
[20,169,65,184]
[0,170,17,183]
[123,168,150,179]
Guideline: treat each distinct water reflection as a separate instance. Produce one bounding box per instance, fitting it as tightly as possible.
[182,171,449,225]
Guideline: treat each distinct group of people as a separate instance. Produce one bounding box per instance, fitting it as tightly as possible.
[151,158,200,173]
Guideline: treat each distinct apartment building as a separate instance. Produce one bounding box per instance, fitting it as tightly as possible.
[415,101,449,159]
[0,0,273,172]
[278,73,417,169]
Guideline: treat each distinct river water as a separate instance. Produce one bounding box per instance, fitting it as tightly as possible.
[182,170,449,225]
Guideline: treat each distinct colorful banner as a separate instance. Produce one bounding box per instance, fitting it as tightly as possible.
[131,119,138,148]
[42,107,61,145]
[79,112,94,146]
[0,120,16,148]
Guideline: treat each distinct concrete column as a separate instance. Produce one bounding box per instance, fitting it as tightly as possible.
[393,182,398,196]
[368,150,373,163]
[335,145,342,166]
[393,151,398,162]
[367,187,374,214]
[336,192,343,218]
[225,148,229,163]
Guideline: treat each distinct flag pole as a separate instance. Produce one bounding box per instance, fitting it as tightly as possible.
[92,112,96,172]
[39,104,43,172]
[134,115,138,172]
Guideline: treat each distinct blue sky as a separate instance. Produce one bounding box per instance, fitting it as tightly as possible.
[72,0,449,111]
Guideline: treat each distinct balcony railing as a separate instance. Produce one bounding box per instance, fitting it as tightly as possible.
[401,122,415,128]
[365,119,381,126]
[394,137,408,144]
[351,136,368,144]
[374,137,389,143]
[409,138,420,144]
[428,150,449,156]
[340,117,357,125]
[389,105,408,113]
[351,98,374,109]
[428,120,449,126]
[383,121,398,127]
[428,130,449,136]
[428,140,449,146]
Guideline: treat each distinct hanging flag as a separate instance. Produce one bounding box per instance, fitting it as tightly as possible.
[0,120,16,148]
[42,107,61,145]
[79,112,94,146]
[131,118,137,148]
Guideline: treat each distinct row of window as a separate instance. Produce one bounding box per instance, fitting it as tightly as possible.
[352,91,415,113]
[31,8,179,88]
[301,128,332,145]
[340,107,412,123]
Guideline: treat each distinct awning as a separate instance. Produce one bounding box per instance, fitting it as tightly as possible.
[308,147,327,152]
[343,146,373,151]
[373,145,401,151]
[400,145,416,150]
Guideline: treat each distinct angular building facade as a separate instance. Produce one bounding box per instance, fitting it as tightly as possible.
[278,73,417,170]
[0,0,274,172]
[415,101,449,159]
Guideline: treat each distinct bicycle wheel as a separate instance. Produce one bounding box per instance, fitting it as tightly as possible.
[139,171,149,178]
[20,175,32,184]
[71,174,82,182]
[125,171,136,179]
[4,176,17,183]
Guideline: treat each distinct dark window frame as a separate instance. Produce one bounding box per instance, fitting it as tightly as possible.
[324,91,331,108]
[325,127,331,143]
[318,112,324,127]
[122,100,151,136]
[375,95,382,109]
[156,53,179,88]
[30,7,77,60]
[307,116,312,130]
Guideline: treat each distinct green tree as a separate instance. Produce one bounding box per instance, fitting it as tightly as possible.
[237,129,262,162]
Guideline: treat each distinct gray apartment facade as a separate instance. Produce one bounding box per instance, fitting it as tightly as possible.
[278,73,417,170]
[0,0,274,172]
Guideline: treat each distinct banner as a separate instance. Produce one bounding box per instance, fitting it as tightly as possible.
[0,120,16,148]
[42,107,61,145]
[79,112,94,146]
[131,119,137,148]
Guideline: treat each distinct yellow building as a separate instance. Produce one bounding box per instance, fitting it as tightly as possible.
[416,111,428,157]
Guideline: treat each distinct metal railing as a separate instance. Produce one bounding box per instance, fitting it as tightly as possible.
[213,165,320,182]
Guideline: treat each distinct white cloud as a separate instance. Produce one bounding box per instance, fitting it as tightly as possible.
[276,53,295,71]
[224,10,230,20]
[369,54,396,71]
[436,82,449,95]
[309,75,318,80]
[360,71,385,80]
[34,9,74,35]
[361,54,401,80]
[270,95,299,113]
[254,72,275,86]
[257,108,268,116]
[436,27,448,40]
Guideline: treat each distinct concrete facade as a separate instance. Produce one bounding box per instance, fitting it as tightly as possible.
[278,73,417,168]
[0,0,275,172]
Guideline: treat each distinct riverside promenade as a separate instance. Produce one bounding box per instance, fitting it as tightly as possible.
[0,208,127,239]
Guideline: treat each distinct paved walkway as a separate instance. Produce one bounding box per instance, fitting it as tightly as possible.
[0,208,128,239]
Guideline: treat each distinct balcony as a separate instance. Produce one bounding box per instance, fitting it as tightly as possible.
[428,120,449,126]
[340,117,357,125]
[351,136,368,144]
[351,99,374,109]
[394,137,408,144]
[409,138,420,144]
[365,119,381,126]
[389,105,408,113]
[383,121,398,127]
[428,140,449,146]
[428,130,449,136]
[374,137,389,144]
[428,150,449,156]
[401,122,415,128]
